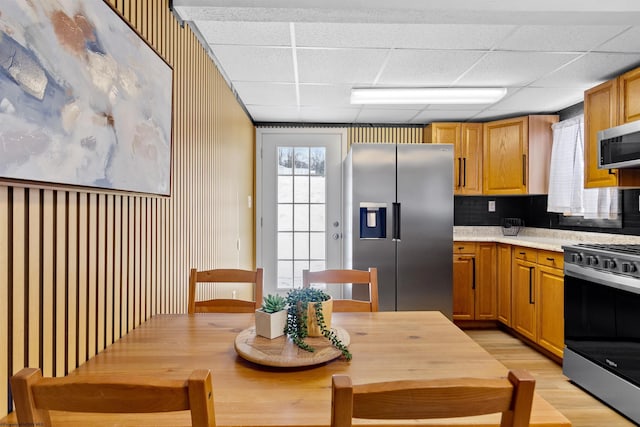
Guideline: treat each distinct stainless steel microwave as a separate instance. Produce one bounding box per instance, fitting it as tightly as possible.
[598,120,640,169]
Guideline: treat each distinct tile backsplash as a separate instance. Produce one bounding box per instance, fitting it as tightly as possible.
[454,190,640,236]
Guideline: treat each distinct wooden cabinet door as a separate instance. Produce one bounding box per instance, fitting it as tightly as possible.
[497,243,512,326]
[425,123,463,192]
[460,123,483,195]
[452,254,475,320]
[512,259,536,341]
[619,67,640,124]
[584,79,619,188]
[483,117,527,194]
[537,266,565,358]
[475,243,496,319]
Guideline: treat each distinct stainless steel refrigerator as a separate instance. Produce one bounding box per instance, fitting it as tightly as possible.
[343,143,453,317]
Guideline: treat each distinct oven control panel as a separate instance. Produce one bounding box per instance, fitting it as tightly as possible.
[563,245,640,279]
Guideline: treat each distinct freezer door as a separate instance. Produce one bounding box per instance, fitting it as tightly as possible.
[396,144,453,317]
[348,144,397,311]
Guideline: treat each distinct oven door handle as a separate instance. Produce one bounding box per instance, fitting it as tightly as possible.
[565,264,640,295]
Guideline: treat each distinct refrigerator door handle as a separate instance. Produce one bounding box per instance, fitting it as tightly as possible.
[392,202,401,241]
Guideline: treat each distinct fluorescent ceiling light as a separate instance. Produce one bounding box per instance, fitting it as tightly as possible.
[350,87,507,105]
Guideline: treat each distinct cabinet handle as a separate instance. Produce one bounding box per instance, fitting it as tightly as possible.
[546,257,555,261]
[522,154,527,186]
[608,169,616,175]
[457,158,462,187]
[528,266,535,304]
[519,252,526,255]
[471,257,476,290]
[463,158,467,187]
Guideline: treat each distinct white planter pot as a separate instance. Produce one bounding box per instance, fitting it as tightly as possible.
[255,309,287,339]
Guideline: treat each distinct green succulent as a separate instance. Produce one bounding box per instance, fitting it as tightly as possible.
[260,294,287,313]
[284,287,352,361]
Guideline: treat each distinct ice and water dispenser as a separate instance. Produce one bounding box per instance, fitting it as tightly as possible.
[359,203,386,239]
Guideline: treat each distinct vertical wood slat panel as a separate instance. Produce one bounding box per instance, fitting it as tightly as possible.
[41,190,53,376]
[113,197,122,340]
[106,196,114,346]
[128,196,135,331]
[12,188,26,378]
[87,194,97,359]
[77,193,87,365]
[67,193,78,373]
[97,195,106,352]
[0,188,7,414]
[27,190,41,373]
[55,192,66,376]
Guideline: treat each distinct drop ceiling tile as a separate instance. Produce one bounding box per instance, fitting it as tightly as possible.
[534,52,640,87]
[233,82,297,106]
[195,21,291,46]
[294,23,515,50]
[299,84,352,106]
[490,87,584,112]
[298,106,361,123]
[248,106,301,123]
[597,26,640,53]
[456,51,580,86]
[412,109,485,123]
[355,108,423,123]
[379,50,486,85]
[497,25,627,52]
[296,48,389,84]
[210,45,294,82]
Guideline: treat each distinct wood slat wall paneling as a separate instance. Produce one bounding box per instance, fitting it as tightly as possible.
[0,188,8,413]
[27,190,41,373]
[0,0,256,417]
[347,127,423,145]
[67,192,78,374]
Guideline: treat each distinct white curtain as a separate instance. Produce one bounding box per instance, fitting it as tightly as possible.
[547,114,618,218]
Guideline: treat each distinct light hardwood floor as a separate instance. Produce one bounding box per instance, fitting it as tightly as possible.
[465,329,637,427]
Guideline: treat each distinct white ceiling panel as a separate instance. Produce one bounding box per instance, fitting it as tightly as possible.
[298,107,361,123]
[196,21,291,46]
[174,1,640,124]
[496,25,628,52]
[233,82,298,106]
[489,87,585,112]
[356,108,423,123]
[210,45,294,82]
[296,48,389,84]
[379,50,487,85]
[596,26,640,53]
[294,23,516,50]
[534,53,640,87]
[456,51,581,86]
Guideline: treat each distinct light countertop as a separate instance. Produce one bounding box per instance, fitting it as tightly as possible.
[453,226,640,252]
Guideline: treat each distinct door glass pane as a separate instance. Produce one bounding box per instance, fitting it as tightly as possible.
[276,146,327,289]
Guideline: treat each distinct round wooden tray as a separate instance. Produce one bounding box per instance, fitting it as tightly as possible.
[234,326,350,367]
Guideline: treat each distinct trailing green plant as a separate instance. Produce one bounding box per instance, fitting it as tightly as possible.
[284,287,352,361]
[259,294,286,313]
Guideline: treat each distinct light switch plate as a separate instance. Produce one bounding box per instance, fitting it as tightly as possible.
[488,200,496,212]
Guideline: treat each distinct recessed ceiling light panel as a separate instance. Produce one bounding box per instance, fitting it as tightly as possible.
[350,87,507,105]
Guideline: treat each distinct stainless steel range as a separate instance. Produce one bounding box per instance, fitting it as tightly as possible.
[563,244,640,424]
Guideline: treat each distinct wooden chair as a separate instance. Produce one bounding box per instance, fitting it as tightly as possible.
[302,268,378,312]
[331,370,535,427]
[188,268,263,314]
[10,368,216,427]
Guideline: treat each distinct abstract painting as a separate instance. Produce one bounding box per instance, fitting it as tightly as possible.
[0,0,173,195]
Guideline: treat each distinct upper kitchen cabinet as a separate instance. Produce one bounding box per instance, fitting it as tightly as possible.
[584,74,640,188]
[424,122,483,195]
[483,115,558,195]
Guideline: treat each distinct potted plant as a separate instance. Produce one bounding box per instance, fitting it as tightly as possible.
[255,294,287,339]
[284,287,352,361]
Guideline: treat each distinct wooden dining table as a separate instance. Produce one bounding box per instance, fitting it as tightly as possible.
[4,311,571,426]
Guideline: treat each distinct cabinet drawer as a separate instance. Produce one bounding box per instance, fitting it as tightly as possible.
[538,250,564,270]
[453,242,477,254]
[513,247,538,262]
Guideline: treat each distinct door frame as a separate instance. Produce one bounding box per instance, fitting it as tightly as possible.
[255,128,348,292]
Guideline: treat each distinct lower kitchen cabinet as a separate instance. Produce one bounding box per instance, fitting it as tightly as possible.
[511,247,565,359]
[452,242,496,321]
[496,243,512,326]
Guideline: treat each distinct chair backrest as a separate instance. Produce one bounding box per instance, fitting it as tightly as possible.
[331,370,535,427]
[302,268,378,312]
[10,368,216,427]
[188,268,263,314]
